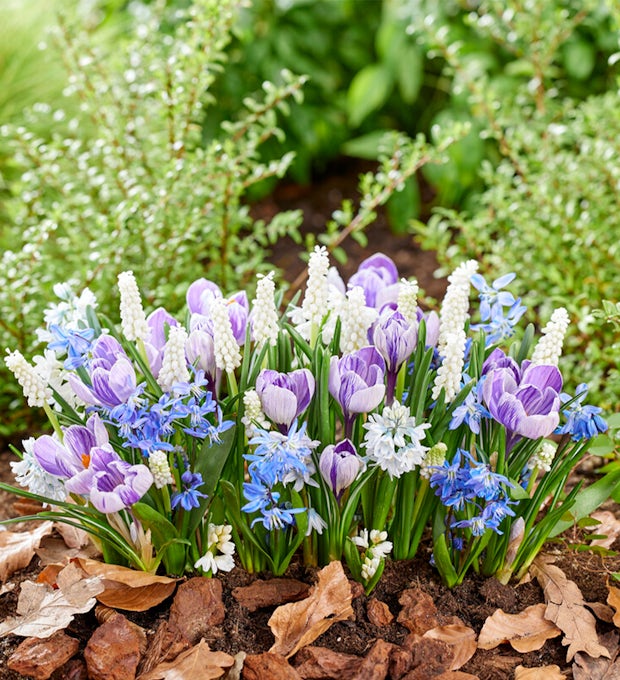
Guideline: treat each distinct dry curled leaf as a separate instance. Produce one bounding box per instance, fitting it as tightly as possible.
[531,556,610,662]
[590,511,620,549]
[423,622,477,670]
[573,631,620,680]
[73,557,177,611]
[514,664,566,679]
[0,564,104,638]
[478,603,561,653]
[268,560,354,658]
[139,639,235,680]
[607,583,620,629]
[0,522,53,582]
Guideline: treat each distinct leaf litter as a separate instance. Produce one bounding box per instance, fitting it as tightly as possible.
[1,540,620,679]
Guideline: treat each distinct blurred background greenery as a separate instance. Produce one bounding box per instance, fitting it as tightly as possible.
[1,0,619,439]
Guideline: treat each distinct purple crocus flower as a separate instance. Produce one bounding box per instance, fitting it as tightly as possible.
[348,253,400,310]
[64,446,152,514]
[68,335,138,410]
[33,414,110,480]
[186,327,218,394]
[481,350,562,450]
[255,368,315,432]
[319,439,363,501]
[329,346,386,438]
[145,307,179,378]
[373,310,418,404]
[186,279,249,345]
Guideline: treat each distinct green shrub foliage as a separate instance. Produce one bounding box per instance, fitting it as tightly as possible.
[412,0,620,407]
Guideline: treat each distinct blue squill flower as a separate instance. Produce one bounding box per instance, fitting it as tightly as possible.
[48,324,95,369]
[171,470,207,511]
[470,272,517,321]
[556,383,608,441]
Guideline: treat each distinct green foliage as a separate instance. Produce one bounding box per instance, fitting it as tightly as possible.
[0,0,305,434]
[411,0,620,407]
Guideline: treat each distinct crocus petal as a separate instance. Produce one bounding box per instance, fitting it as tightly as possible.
[33,435,79,479]
[146,307,178,351]
[260,384,299,428]
[186,278,222,315]
[347,383,386,414]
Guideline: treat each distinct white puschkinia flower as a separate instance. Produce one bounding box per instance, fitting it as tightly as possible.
[32,349,82,412]
[37,283,98,345]
[5,350,52,407]
[299,245,331,340]
[252,272,280,348]
[306,508,327,536]
[420,442,448,480]
[11,437,66,504]
[241,389,270,436]
[352,528,393,582]
[194,524,236,575]
[363,401,431,478]
[118,271,149,342]
[148,451,174,488]
[340,286,377,354]
[397,278,419,325]
[157,325,190,391]
[211,296,242,373]
[431,328,467,402]
[528,441,557,472]
[531,308,570,367]
[436,260,478,357]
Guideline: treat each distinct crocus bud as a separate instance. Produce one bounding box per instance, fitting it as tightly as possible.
[255,368,315,432]
[373,310,417,404]
[319,439,363,501]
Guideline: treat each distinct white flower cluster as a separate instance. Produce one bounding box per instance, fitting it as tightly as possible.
[148,451,174,488]
[194,524,236,575]
[118,271,149,342]
[293,245,331,342]
[211,296,242,373]
[32,349,82,412]
[4,350,52,407]
[352,528,393,582]
[157,325,190,391]
[241,389,270,436]
[363,401,431,478]
[397,278,419,324]
[11,437,66,503]
[432,260,477,402]
[431,329,467,402]
[528,441,557,472]
[436,260,478,357]
[340,286,377,354]
[419,442,448,480]
[251,272,280,348]
[531,307,570,367]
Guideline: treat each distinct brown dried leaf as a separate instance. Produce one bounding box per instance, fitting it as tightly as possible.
[0,522,53,582]
[139,639,235,680]
[514,665,566,679]
[573,631,620,680]
[423,622,477,670]
[55,522,91,549]
[73,557,177,611]
[0,564,104,638]
[268,561,354,658]
[607,583,620,628]
[478,603,561,653]
[590,511,620,549]
[531,555,610,661]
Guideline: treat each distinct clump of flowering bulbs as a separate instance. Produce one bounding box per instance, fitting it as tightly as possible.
[2,248,611,590]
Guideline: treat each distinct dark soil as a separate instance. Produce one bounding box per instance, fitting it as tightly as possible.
[0,159,618,679]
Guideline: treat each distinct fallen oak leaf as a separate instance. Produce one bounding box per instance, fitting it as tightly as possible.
[423,622,477,669]
[590,511,620,549]
[0,521,53,582]
[0,569,104,638]
[607,582,620,629]
[514,664,566,679]
[531,555,610,662]
[573,631,620,680]
[138,639,235,680]
[268,560,354,658]
[73,557,178,611]
[478,603,561,653]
